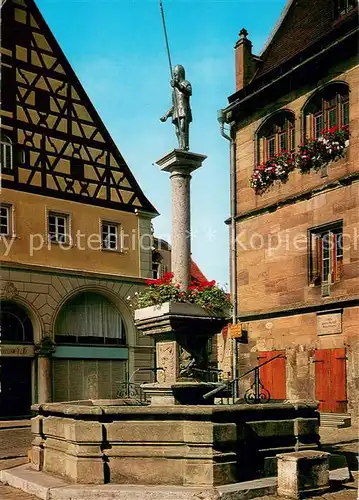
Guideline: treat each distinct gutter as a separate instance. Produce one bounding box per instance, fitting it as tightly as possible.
[218,109,238,398]
[223,27,358,121]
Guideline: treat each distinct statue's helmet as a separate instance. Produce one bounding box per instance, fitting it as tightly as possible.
[173,64,185,79]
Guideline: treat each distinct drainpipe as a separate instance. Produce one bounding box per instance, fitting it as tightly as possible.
[218,109,238,399]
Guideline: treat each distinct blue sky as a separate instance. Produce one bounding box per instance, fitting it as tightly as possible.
[37,0,287,286]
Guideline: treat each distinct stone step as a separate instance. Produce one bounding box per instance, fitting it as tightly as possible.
[0,463,352,500]
[0,465,278,500]
[320,413,351,428]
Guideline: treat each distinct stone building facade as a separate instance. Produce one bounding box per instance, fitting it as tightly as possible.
[0,0,157,417]
[221,0,358,420]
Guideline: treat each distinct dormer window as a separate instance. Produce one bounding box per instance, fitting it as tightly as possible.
[257,110,295,163]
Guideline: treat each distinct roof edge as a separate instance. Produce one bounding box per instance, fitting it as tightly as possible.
[259,0,294,56]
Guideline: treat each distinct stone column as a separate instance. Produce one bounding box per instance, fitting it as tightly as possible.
[156,150,207,290]
[38,357,51,403]
[35,336,55,404]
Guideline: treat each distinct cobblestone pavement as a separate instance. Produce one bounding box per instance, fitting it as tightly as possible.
[0,424,357,499]
[0,427,32,460]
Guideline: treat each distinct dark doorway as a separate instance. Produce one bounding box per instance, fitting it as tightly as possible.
[0,301,34,418]
[0,358,32,418]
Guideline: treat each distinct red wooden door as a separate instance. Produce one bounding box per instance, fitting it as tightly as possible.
[258,351,286,400]
[314,348,347,413]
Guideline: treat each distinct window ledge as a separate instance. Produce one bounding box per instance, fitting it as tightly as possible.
[101,247,124,254]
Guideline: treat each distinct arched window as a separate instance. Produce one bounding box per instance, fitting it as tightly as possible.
[55,292,127,345]
[0,302,34,343]
[257,110,295,164]
[0,134,13,172]
[303,83,349,139]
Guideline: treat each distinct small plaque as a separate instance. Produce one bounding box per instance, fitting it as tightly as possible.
[317,312,342,335]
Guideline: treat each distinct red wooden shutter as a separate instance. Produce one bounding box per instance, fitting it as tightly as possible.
[310,234,321,283]
[315,349,347,413]
[331,349,347,414]
[258,351,286,400]
[314,350,330,412]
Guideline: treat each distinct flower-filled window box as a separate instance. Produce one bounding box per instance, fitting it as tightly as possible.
[250,125,349,195]
[297,125,349,174]
[250,151,296,195]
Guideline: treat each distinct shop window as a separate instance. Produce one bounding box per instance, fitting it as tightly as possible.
[55,292,127,346]
[102,222,120,251]
[257,110,295,164]
[309,221,343,296]
[48,212,70,244]
[303,83,349,139]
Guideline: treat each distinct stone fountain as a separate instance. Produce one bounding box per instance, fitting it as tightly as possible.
[0,69,322,500]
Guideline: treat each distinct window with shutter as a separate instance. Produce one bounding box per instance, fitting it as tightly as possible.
[308,222,343,295]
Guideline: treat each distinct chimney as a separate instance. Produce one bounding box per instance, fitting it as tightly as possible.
[235,28,254,91]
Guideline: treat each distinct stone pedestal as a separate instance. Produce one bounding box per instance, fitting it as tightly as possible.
[277,450,330,498]
[156,149,206,291]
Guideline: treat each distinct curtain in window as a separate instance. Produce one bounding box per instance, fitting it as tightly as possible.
[56,292,125,340]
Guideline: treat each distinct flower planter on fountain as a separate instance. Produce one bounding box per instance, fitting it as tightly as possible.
[134,300,227,405]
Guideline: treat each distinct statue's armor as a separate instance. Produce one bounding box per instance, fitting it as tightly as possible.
[172,82,192,123]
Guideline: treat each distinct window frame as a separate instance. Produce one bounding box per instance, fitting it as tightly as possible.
[0,134,13,173]
[304,84,349,140]
[0,204,14,237]
[101,220,121,252]
[47,211,71,245]
[257,111,296,164]
[308,220,343,295]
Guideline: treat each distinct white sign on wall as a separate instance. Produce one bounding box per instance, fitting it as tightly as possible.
[317,312,342,336]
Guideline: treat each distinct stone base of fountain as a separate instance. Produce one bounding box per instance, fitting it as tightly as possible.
[29,400,320,488]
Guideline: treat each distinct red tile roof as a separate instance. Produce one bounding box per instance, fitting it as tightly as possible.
[253,0,358,80]
[190,260,207,283]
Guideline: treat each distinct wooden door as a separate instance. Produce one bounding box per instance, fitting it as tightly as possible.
[258,351,286,400]
[314,348,347,413]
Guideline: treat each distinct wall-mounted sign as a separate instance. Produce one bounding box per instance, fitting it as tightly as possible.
[0,344,35,357]
[229,324,242,339]
[317,312,342,336]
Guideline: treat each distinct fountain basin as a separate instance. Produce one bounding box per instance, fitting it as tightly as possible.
[30,400,320,486]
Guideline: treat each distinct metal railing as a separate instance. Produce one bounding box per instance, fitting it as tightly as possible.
[203,353,286,404]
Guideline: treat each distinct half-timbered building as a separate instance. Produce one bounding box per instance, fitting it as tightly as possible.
[221,0,358,425]
[0,0,158,417]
